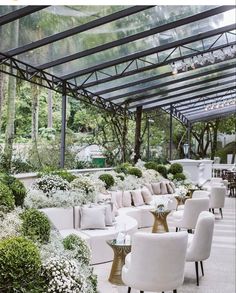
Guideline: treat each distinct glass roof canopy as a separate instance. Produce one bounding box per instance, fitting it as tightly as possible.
[0,5,235,124]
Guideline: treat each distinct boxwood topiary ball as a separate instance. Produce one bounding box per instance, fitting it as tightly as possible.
[21,209,51,243]
[99,174,115,189]
[127,167,142,178]
[0,181,15,212]
[169,163,183,174]
[0,236,41,291]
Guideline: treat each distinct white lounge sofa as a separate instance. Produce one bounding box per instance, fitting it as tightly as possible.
[41,206,138,265]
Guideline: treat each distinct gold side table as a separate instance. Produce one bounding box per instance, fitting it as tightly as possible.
[174,195,190,206]
[107,239,131,286]
[150,210,171,233]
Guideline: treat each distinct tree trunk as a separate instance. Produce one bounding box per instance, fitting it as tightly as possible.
[47,89,53,128]
[3,13,19,171]
[211,120,219,160]
[121,104,128,162]
[134,106,142,163]
[0,71,5,136]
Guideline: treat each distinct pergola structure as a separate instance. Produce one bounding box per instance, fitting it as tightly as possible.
[0,5,235,166]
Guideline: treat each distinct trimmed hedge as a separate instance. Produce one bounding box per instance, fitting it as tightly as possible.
[156,165,168,178]
[0,237,41,292]
[173,173,186,181]
[169,163,183,174]
[21,209,51,243]
[127,167,142,178]
[0,182,15,212]
[144,161,158,171]
[99,174,115,189]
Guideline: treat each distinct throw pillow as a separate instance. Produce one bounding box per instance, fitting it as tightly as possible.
[122,191,132,207]
[169,181,176,192]
[160,182,168,194]
[131,190,145,207]
[96,192,111,203]
[166,182,174,194]
[144,183,154,194]
[110,191,123,209]
[141,187,153,204]
[80,206,106,230]
[152,182,161,195]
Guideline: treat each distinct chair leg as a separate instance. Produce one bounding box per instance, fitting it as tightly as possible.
[200,261,204,276]
[127,287,131,293]
[173,290,177,293]
[212,208,215,214]
[219,208,223,219]
[140,291,144,293]
[187,229,192,233]
[176,227,178,232]
[195,261,199,286]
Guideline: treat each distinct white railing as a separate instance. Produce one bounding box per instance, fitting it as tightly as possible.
[212,164,234,177]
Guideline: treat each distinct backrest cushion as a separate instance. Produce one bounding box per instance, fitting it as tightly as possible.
[111,191,123,208]
[123,190,132,207]
[169,181,176,192]
[166,182,174,194]
[160,182,168,194]
[152,182,161,195]
[144,183,154,194]
[131,190,145,207]
[74,206,81,229]
[41,207,74,230]
[80,206,106,230]
[96,192,111,203]
[141,187,153,204]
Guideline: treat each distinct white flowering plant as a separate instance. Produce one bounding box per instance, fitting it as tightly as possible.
[152,196,170,211]
[33,175,70,195]
[175,185,188,197]
[0,208,23,240]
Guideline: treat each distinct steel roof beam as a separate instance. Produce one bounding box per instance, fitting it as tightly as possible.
[60,24,236,80]
[0,6,49,26]
[75,40,236,89]
[142,85,236,111]
[188,107,236,122]
[94,60,236,96]
[128,78,236,109]
[35,6,234,71]
[2,6,153,58]
[112,70,235,103]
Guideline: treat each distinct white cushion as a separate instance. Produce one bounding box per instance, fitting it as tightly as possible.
[151,183,161,195]
[160,182,168,194]
[96,192,111,202]
[131,190,145,207]
[144,183,154,194]
[141,187,153,204]
[41,207,74,230]
[169,181,176,192]
[166,182,174,194]
[123,191,132,207]
[80,206,106,230]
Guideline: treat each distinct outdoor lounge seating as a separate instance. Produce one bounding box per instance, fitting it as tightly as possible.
[41,206,138,264]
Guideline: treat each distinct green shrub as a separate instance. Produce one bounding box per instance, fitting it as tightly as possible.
[63,234,91,265]
[21,209,51,243]
[144,161,158,171]
[173,173,186,181]
[114,162,132,174]
[156,165,168,178]
[0,182,14,212]
[0,237,41,292]
[0,173,27,207]
[127,167,142,178]
[99,173,115,189]
[9,179,27,207]
[11,158,35,174]
[169,163,183,174]
[38,168,76,183]
[116,174,125,181]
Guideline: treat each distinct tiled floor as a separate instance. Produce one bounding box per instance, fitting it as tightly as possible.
[93,197,236,293]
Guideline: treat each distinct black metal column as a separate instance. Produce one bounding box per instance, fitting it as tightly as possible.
[147,118,150,161]
[187,121,191,159]
[60,82,67,168]
[169,105,173,160]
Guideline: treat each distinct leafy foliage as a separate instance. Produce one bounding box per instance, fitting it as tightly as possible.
[114,162,132,174]
[173,173,186,181]
[0,181,15,212]
[169,163,183,174]
[63,234,91,265]
[21,209,51,243]
[156,165,168,178]
[38,167,76,183]
[144,161,158,171]
[127,167,142,178]
[0,236,41,292]
[99,173,115,189]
